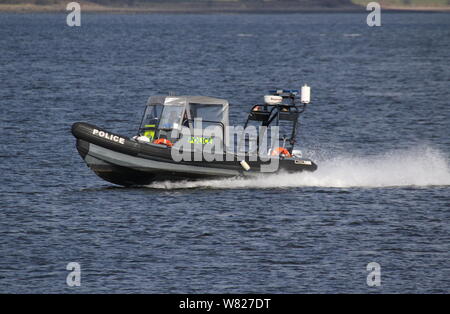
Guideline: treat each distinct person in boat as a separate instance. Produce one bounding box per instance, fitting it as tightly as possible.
[182,111,192,127]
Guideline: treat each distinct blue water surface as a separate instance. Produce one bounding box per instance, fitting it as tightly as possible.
[0,12,449,293]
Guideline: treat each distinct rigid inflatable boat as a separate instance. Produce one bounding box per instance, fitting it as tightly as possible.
[71,88,317,186]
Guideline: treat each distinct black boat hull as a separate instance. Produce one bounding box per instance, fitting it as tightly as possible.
[71,122,317,186]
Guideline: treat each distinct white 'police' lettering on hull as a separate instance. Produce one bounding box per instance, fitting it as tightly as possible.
[92,129,125,145]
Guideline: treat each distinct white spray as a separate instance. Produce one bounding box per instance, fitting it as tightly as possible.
[146,146,450,189]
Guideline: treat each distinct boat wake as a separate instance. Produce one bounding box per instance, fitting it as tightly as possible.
[145,146,450,189]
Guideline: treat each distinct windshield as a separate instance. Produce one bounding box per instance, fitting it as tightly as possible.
[140,104,163,130]
[159,105,184,130]
[139,104,163,141]
[138,104,163,141]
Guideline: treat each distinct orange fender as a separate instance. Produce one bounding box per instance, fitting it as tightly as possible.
[153,138,173,147]
[271,147,291,158]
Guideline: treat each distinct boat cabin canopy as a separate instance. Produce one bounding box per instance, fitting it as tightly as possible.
[138,95,229,143]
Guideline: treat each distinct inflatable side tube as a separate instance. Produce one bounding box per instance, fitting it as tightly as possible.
[71,122,139,156]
